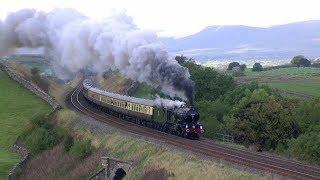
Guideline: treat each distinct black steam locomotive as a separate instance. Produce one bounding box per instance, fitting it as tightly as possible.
[82,79,204,139]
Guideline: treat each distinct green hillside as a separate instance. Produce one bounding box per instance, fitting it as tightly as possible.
[0,70,51,178]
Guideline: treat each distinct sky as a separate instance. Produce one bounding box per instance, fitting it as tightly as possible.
[1,0,320,37]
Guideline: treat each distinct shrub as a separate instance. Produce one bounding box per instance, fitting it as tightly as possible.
[63,135,74,152]
[21,116,65,155]
[70,139,93,159]
[252,63,263,71]
[30,115,50,128]
[226,92,300,151]
[295,98,320,133]
[24,127,57,154]
[287,131,320,163]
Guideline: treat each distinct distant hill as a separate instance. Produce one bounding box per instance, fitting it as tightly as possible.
[161,20,320,62]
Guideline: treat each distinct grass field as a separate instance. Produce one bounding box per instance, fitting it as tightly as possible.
[0,70,51,178]
[244,67,320,77]
[4,55,49,72]
[267,82,320,97]
[236,67,320,98]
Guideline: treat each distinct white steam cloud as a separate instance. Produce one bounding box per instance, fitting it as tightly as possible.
[0,8,194,102]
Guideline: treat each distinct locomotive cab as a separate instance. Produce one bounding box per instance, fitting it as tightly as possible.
[185,107,199,123]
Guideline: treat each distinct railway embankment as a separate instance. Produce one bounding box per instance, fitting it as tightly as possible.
[54,108,267,179]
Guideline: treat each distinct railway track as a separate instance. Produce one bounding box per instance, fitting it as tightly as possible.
[69,85,320,179]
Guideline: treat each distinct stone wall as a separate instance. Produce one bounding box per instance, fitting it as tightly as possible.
[88,168,106,180]
[7,144,30,180]
[101,157,133,180]
[0,61,60,110]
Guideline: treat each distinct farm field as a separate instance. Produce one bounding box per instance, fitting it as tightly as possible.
[3,55,50,72]
[237,67,320,98]
[267,82,320,97]
[0,70,51,178]
[244,67,320,77]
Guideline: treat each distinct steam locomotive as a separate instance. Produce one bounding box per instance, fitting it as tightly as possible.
[82,79,204,139]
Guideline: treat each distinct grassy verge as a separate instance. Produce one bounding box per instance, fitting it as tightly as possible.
[0,70,51,178]
[55,110,268,179]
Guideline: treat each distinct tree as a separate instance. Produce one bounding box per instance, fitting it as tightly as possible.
[226,90,300,151]
[231,66,244,77]
[239,64,247,71]
[175,55,188,64]
[291,55,311,67]
[286,131,320,163]
[31,67,40,76]
[182,61,235,101]
[227,62,240,70]
[252,63,263,71]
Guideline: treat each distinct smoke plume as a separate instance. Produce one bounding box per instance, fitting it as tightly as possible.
[0,8,194,103]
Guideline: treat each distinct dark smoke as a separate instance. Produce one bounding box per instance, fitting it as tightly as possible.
[0,8,195,102]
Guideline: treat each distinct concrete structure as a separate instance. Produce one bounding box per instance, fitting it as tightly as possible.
[101,157,133,180]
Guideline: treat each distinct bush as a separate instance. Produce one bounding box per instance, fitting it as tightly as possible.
[286,131,320,163]
[70,139,93,159]
[195,100,230,137]
[24,127,57,154]
[252,63,263,71]
[295,98,320,133]
[29,115,50,128]
[63,135,74,152]
[21,115,65,155]
[226,91,300,151]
